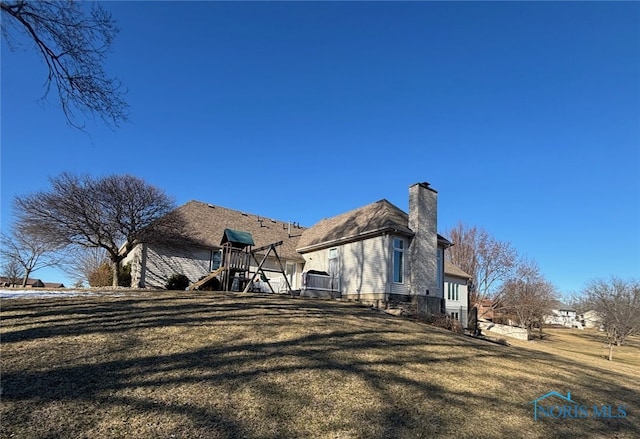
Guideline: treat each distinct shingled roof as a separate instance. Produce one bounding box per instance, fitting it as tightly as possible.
[296,199,414,253]
[163,201,306,261]
[444,261,471,279]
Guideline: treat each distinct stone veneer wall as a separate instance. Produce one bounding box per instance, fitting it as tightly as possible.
[408,182,438,297]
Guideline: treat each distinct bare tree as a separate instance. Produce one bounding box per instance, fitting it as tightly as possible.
[0,226,64,287]
[583,277,640,361]
[445,222,518,312]
[498,258,558,339]
[1,0,127,128]
[64,246,108,286]
[1,257,24,286]
[13,173,177,288]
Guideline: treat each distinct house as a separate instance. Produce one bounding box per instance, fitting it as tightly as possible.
[0,277,45,288]
[296,182,445,307]
[444,261,471,328]
[0,278,64,288]
[476,298,495,321]
[126,182,448,309]
[123,201,307,290]
[580,310,602,329]
[544,300,581,328]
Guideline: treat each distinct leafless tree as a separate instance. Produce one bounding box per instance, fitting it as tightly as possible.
[1,0,127,128]
[13,173,179,288]
[445,222,518,312]
[583,277,640,361]
[498,258,558,338]
[64,246,108,286]
[0,226,64,287]
[1,257,24,286]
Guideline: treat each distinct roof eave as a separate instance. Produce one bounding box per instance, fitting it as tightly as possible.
[297,226,414,254]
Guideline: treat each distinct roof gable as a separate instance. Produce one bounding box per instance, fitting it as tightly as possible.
[297,199,413,252]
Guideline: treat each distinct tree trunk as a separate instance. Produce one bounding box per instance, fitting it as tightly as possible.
[608,343,614,361]
[21,269,32,287]
[112,261,119,288]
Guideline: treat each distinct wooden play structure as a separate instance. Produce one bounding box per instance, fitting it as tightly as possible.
[189,228,292,295]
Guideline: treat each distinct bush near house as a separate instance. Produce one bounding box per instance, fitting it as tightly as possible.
[165,273,190,290]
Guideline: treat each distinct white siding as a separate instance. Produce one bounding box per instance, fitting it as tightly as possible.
[444,275,469,328]
[129,244,211,289]
[341,236,388,297]
[302,235,394,299]
[125,243,302,290]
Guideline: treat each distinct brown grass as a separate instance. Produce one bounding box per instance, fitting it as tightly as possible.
[1,291,638,438]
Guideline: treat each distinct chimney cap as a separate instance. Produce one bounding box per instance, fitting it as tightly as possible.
[410,182,437,193]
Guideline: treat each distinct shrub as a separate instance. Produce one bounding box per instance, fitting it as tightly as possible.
[118,263,131,287]
[87,262,131,287]
[88,262,112,287]
[166,273,190,290]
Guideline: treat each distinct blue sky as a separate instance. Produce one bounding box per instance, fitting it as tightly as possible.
[2,1,639,295]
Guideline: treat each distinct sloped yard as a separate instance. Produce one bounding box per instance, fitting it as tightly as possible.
[1,291,638,438]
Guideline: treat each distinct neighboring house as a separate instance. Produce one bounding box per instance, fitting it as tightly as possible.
[0,277,58,288]
[544,300,580,328]
[580,310,603,329]
[444,261,471,328]
[123,201,307,289]
[126,182,448,310]
[297,182,444,305]
[476,298,495,321]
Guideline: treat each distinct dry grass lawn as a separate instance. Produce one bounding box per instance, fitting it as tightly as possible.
[1,291,638,438]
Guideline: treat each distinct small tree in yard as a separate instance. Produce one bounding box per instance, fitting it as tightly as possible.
[583,277,640,361]
[498,259,557,339]
[13,172,179,288]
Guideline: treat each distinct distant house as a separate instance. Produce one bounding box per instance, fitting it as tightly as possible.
[444,262,471,328]
[0,277,63,288]
[476,298,495,321]
[580,310,602,329]
[125,182,451,311]
[544,300,580,328]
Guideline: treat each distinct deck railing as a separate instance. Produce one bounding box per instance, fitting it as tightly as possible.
[302,272,340,292]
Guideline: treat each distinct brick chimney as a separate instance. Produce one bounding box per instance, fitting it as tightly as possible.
[408,182,438,297]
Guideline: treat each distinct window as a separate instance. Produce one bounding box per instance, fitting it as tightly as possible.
[328,248,338,260]
[451,312,459,321]
[437,248,443,291]
[393,238,404,283]
[447,283,459,301]
[211,250,222,270]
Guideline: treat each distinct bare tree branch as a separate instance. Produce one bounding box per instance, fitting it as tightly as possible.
[1,0,128,128]
[445,222,517,311]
